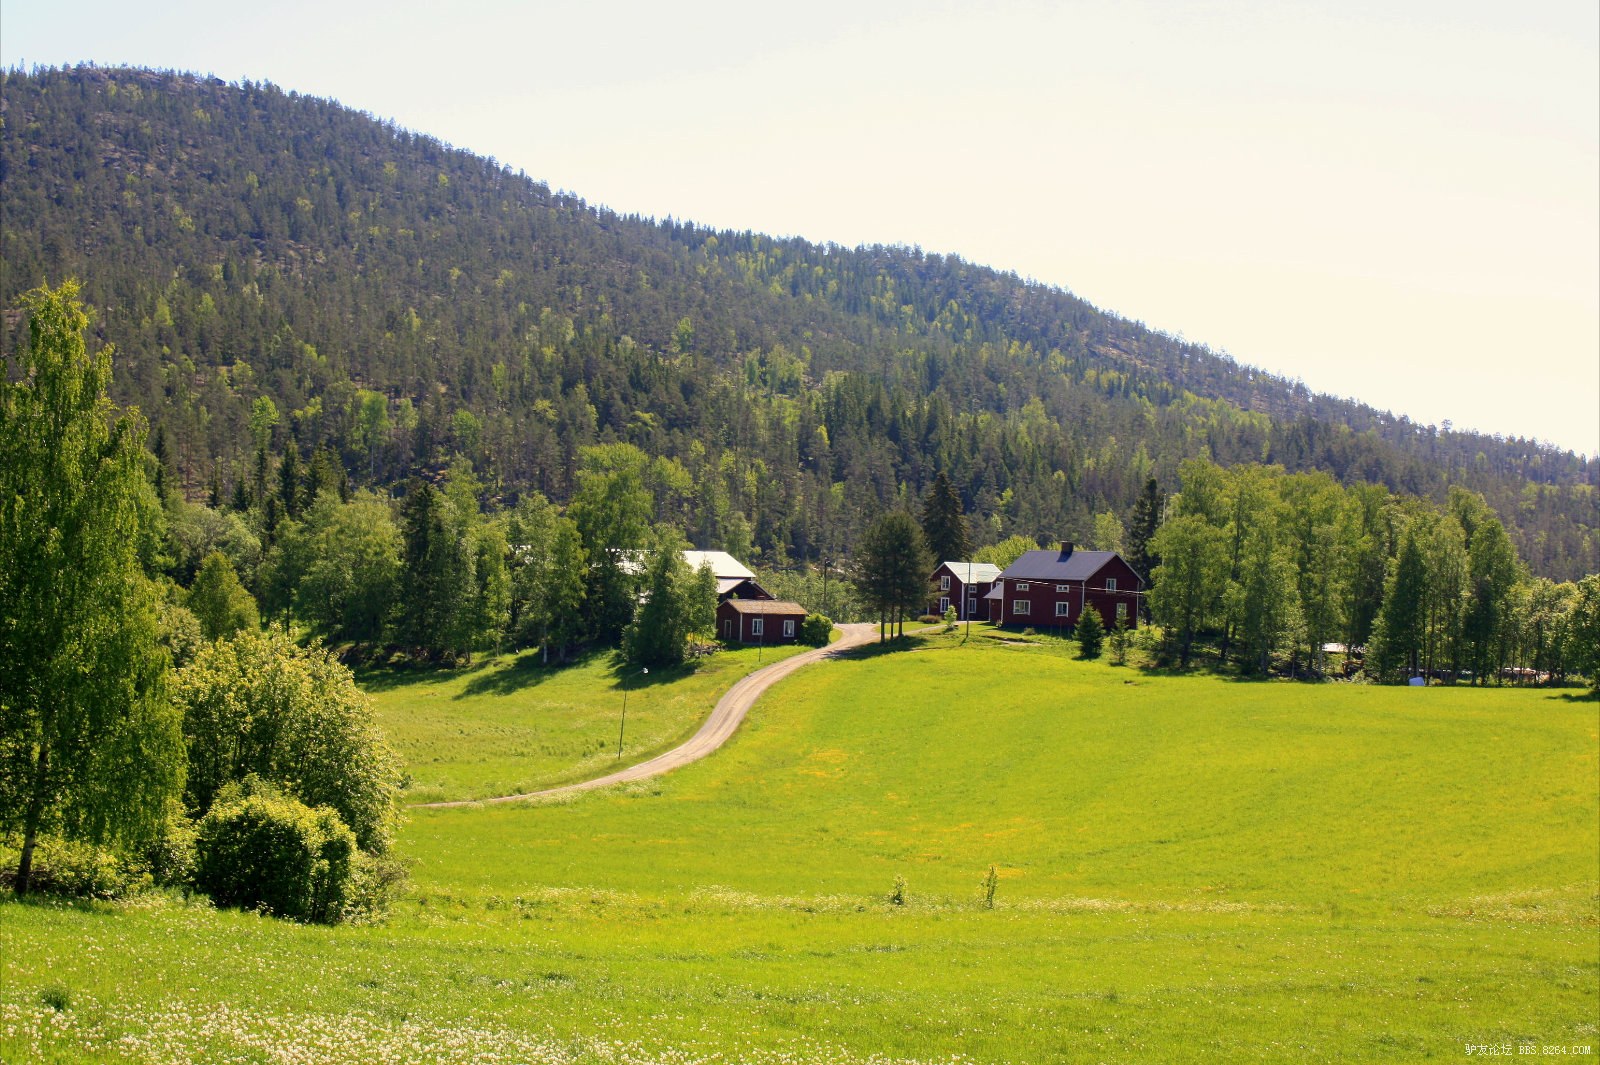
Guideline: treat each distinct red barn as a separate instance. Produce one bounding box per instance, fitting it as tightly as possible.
[985,542,1144,630]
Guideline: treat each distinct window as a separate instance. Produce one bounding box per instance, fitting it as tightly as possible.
[1055,602,1071,617]
[783,619,795,637]
[1056,584,1070,592]
[939,597,950,614]
[1012,600,1030,615]
[1016,582,1029,592]
[967,597,977,614]
[1116,603,1128,618]
[940,575,951,591]
[1106,578,1117,592]
[751,618,764,636]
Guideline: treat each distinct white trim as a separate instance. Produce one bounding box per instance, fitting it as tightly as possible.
[783,619,795,637]
[1055,602,1071,617]
[751,618,764,636]
[1013,600,1030,615]
[1106,578,1117,592]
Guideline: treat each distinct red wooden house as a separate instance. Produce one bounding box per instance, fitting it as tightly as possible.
[985,542,1144,630]
[928,561,1001,620]
[717,599,807,644]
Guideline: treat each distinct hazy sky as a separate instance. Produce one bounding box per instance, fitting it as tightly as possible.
[4,1,1596,454]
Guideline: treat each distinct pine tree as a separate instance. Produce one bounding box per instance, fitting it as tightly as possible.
[1075,605,1105,658]
[1126,478,1163,587]
[187,551,260,641]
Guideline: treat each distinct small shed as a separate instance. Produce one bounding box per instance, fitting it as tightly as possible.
[717,599,807,644]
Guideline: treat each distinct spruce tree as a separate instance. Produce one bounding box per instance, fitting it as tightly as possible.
[920,471,970,563]
[1126,478,1163,585]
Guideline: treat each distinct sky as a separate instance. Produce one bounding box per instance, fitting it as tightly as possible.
[4,1,1597,455]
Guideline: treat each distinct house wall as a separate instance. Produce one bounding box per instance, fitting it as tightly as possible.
[991,558,1142,630]
[930,567,995,620]
[715,602,804,643]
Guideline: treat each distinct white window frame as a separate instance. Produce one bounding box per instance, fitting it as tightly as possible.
[1116,602,1128,618]
[1106,578,1117,592]
[940,575,951,591]
[1056,584,1070,592]
[783,619,795,637]
[1016,582,1030,592]
[1012,600,1030,615]
[967,597,977,614]
[751,617,764,636]
[939,597,950,614]
[1055,602,1071,617]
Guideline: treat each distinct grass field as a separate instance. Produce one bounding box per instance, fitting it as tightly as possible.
[4,627,1596,1063]
[363,641,807,802]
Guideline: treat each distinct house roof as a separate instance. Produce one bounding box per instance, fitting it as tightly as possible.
[722,599,807,616]
[715,577,745,597]
[935,561,1001,583]
[997,547,1124,582]
[684,550,756,580]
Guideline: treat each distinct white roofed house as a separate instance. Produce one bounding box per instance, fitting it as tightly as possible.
[681,550,773,602]
[928,561,1001,620]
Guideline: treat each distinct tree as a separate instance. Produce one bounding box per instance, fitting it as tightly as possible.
[852,511,931,640]
[1092,511,1125,554]
[0,281,186,894]
[1075,605,1105,658]
[622,533,714,668]
[297,491,401,644]
[187,551,260,641]
[920,471,970,563]
[173,630,400,853]
[1566,575,1600,692]
[1368,529,1427,682]
[507,494,588,663]
[1149,514,1228,667]
[396,479,474,660]
[569,444,653,643]
[1125,478,1164,589]
[974,534,1038,571]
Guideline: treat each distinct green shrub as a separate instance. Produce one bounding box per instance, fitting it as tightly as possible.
[0,836,145,899]
[799,613,833,646]
[194,780,357,924]
[1076,607,1105,658]
[943,606,958,631]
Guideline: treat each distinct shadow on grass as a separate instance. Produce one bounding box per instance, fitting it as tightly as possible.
[837,633,937,660]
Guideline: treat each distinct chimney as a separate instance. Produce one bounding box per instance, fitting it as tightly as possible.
[1058,540,1074,559]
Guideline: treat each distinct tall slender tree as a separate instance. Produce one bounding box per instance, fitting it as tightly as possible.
[920,471,970,563]
[0,281,186,894]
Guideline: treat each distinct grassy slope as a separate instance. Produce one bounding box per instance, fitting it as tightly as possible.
[365,641,807,803]
[4,629,1596,1064]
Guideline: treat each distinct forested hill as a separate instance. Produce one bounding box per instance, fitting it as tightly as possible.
[3,65,1595,580]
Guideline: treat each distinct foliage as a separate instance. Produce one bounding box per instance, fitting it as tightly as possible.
[919,471,970,564]
[622,533,714,669]
[173,630,400,853]
[851,512,932,639]
[800,613,834,646]
[292,490,402,644]
[973,534,1038,571]
[1075,606,1105,658]
[193,779,357,923]
[506,493,588,662]
[0,281,186,895]
[1108,614,1132,666]
[186,550,259,641]
[3,67,1592,589]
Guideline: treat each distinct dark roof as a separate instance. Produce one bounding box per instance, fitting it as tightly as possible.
[722,599,807,615]
[997,548,1124,582]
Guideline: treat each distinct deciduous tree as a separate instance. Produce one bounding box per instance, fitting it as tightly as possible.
[0,281,186,894]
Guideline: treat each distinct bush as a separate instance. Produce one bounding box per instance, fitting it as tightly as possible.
[0,836,142,899]
[194,780,358,924]
[799,613,833,646]
[943,606,958,631]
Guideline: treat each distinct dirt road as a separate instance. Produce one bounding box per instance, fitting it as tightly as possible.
[417,623,879,807]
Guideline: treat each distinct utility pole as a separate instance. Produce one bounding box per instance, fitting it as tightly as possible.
[616,666,648,759]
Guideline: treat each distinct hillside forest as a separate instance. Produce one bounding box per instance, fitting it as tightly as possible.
[2,66,1595,587]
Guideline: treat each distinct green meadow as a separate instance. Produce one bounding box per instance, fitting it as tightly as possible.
[4,628,1596,1063]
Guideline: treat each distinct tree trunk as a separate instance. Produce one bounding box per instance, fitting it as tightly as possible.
[14,745,50,896]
